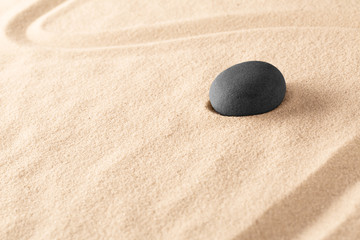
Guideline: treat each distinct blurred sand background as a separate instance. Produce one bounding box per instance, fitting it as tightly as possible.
[0,0,360,239]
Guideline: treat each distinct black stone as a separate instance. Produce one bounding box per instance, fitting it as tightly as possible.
[209,61,286,116]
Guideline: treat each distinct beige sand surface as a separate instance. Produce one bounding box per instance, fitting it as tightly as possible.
[1,0,360,239]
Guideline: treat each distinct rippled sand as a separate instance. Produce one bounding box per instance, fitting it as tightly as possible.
[1,0,360,239]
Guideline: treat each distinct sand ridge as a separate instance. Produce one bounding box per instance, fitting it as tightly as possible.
[0,0,360,239]
[4,0,360,49]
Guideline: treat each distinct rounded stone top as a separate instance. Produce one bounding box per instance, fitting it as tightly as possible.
[209,61,286,116]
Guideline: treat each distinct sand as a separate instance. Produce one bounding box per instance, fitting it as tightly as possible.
[0,0,360,239]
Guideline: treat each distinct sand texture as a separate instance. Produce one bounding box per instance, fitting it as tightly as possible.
[1,0,360,239]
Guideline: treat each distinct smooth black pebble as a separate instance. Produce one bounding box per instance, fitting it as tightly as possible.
[209,61,286,116]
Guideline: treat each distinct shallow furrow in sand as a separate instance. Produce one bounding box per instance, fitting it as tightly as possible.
[4,0,360,49]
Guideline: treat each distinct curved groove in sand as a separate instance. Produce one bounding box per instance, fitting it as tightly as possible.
[233,134,360,240]
[5,0,66,44]
[5,0,360,49]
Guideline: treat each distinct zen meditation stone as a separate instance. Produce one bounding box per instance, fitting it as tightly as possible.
[209,61,286,116]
